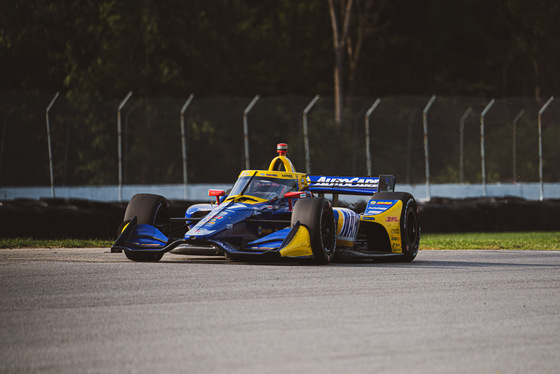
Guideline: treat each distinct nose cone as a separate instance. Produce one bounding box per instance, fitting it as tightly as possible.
[185,203,254,239]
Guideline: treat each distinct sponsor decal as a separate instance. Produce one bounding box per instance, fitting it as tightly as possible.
[310,176,378,188]
[336,209,360,239]
[386,216,398,222]
[364,206,390,215]
[391,229,401,235]
[258,227,274,235]
[367,207,388,212]
[377,201,393,205]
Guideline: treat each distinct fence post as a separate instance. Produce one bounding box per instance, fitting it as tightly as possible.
[422,95,436,200]
[303,95,320,174]
[512,109,524,183]
[364,98,381,176]
[406,107,419,184]
[180,94,194,200]
[243,95,260,170]
[459,107,473,184]
[46,92,59,198]
[1,108,14,186]
[117,91,133,202]
[538,96,554,201]
[480,98,495,197]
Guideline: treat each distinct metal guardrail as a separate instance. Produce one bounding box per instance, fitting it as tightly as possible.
[3,183,560,202]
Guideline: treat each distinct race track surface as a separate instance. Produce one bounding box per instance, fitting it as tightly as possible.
[1,248,559,374]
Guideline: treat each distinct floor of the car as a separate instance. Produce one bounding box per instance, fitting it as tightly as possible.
[335,247,401,260]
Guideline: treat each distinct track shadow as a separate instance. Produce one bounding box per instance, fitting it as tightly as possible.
[154,251,560,268]
[332,257,560,269]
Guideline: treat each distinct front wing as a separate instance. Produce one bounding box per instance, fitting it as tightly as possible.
[111,217,316,261]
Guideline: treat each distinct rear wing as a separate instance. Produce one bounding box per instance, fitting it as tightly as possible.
[307,174,395,196]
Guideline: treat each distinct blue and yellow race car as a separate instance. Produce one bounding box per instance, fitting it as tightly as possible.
[112,143,419,264]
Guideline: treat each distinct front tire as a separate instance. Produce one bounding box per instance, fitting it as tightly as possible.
[122,193,170,236]
[291,197,336,264]
[120,194,170,262]
[124,250,164,262]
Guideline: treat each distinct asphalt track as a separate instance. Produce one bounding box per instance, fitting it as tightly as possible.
[1,248,559,374]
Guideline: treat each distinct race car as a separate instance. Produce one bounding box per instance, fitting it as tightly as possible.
[112,143,419,264]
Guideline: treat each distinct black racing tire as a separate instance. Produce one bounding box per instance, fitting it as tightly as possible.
[122,193,170,236]
[371,192,419,262]
[119,194,170,262]
[291,197,336,264]
[124,250,164,262]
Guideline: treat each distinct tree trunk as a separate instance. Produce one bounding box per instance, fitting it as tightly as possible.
[334,46,344,125]
[328,0,354,127]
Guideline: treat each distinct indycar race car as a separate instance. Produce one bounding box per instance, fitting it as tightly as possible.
[112,143,419,264]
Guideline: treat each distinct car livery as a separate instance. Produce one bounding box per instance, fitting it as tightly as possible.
[112,143,420,264]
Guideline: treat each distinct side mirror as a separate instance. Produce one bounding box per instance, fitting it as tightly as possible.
[284,191,306,211]
[208,189,225,205]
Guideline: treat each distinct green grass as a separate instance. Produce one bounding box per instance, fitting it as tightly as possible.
[420,232,560,250]
[1,232,559,250]
[0,238,113,249]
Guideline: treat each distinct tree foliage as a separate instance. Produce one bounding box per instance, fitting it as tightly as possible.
[1,0,559,188]
[2,0,559,98]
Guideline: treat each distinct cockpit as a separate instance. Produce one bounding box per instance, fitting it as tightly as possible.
[228,175,298,201]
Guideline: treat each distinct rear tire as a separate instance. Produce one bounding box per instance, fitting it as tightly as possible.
[371,192,419,262]
[291,197,336,264]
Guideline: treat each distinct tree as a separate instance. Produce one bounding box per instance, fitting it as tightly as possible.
[327,0,353,125]
[327,0,391,125]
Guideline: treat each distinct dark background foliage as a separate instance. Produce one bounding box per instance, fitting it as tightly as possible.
[1,1,559,187]
[2,0,559,98]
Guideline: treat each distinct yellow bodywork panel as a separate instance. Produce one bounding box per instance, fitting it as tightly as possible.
[361,200,403,253]
[223,194,268,204]
[279,225,313,258]
[121,222,130,234]
[268,155,296,173]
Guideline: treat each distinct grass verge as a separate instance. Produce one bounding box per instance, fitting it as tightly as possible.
[0,238,113,249]
[0,232,558,250]
[420,232,560,250]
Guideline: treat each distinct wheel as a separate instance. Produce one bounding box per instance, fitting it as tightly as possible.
[124,250,164,262]
[122,193,170,236]
[291,197,336,264]
[119,194,170,262]
[371,192,419,262]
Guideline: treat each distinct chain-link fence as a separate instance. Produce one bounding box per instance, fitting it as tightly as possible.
[1,92,559,188]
